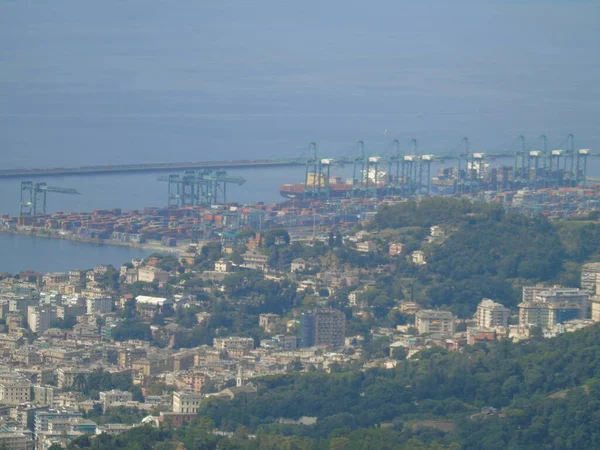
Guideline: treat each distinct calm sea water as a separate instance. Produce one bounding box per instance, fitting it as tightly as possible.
[0,232,151,274]
[1,0,598,273]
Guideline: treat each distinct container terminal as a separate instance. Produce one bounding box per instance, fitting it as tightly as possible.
[280,136,592,200]
[1,134,597,249]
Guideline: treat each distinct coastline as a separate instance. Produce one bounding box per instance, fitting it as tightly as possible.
[0,227,185,256]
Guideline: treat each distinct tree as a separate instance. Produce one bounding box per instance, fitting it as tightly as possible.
[391,346,408,360]
[71,373,87,392]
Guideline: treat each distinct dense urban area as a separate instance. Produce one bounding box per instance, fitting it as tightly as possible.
[1,190,600,450]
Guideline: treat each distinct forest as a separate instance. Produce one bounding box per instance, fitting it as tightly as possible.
[361,199,600,316]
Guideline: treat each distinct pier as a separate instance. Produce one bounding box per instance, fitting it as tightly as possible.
[0,159,306,179]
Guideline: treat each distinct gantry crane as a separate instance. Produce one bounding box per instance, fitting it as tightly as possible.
[20,181,81,216]
[158,170,246,207]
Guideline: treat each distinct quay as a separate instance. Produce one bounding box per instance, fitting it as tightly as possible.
[0,158,305,179]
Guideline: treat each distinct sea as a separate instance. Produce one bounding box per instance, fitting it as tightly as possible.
[0,0,598,274]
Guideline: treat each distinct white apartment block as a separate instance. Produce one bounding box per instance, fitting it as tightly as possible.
[27,306,57,335]
[172,391,204,414]
[474,298,510,328]
[415,310,456,335]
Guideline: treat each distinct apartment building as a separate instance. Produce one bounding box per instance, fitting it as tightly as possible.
[298,309,346,349]
[99,389,133,411]
[172,391,204,414]
[86,297,113,315]
[474,298,510,328]
[0,382,32,405]
[27,306,57,335]
[415,310,456,335]
[581,262,600,292]
[137,267,169,284]
[519,286,589,329]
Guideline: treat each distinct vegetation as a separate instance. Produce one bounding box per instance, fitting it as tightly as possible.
[356,199,600,316]
[63,325,600,449]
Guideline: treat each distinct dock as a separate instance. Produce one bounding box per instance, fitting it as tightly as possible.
[0,159,305,179]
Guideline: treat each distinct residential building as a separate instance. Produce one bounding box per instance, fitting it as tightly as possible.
[42,272,68,287]
[518,286,589,329]
[415,310,456,335]
[522,284,551,302]
[34,408,83,438]
[57,368,91,390]
[124,268,139,284]
[182,372,209,393]
[258,313,279,333]
[68,270,86,287]
[535,287,589,312]
[591,296,600,322]
[388,243,405,256]
[137,267,169,284]
[8,296,38,314]
[86,297,113,315]
[467,328,497,345]
[241,252,268,270]
[27,306,57,335]
[32,385,54,405]
[214,259,233,273]
[290,258,308,272]
[519,302,583,329]
[298,309,346,349]
[260,334,297,351]
[581,262,600,292]
[0,382,32,405]
[99,390,133,411]
[135,296,172,317]
[213,337,254,357]
[0,428,34,450]
[474,298,510,328]
[172,391,203,414]
[410,251,427,265]
[356,241,377,253]
[430,225,445,237]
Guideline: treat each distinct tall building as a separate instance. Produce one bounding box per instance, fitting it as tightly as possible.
[474,298,510,328]
[298,309,345,349]
[415,310,456,335]
[522,284,551,302]
[581,262,600,292]
[27,306,57,334]
[518,286,589,329]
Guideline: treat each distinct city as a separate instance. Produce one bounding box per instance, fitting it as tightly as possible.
[1,192,600,448]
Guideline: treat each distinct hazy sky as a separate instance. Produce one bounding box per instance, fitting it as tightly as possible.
[1,0,598,167]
